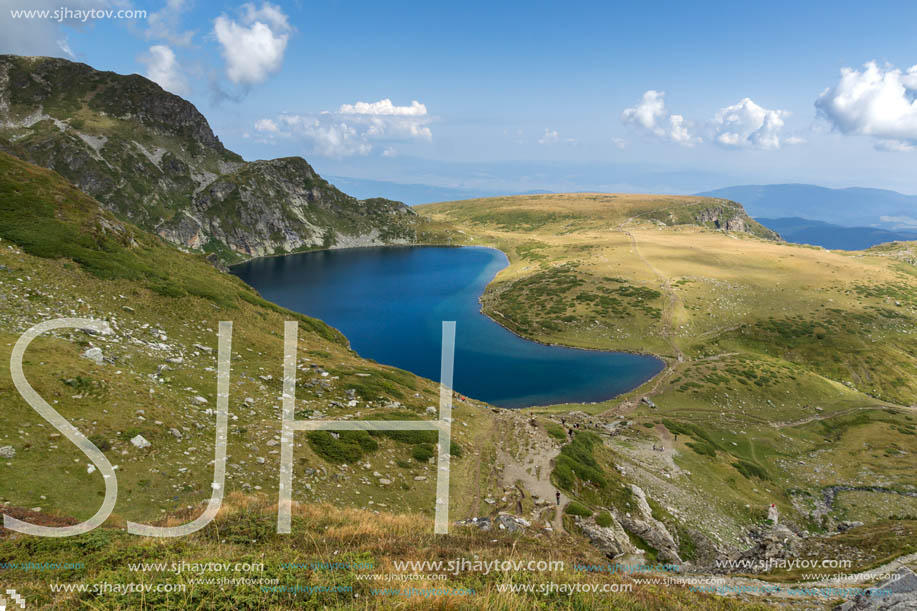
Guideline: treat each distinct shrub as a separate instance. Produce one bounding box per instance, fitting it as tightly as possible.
[306,430,378,464]
[564,501,592,517]
[412,443,435,462]
[544,422,567,441]
[733,460,771,481]
[595,511,614,527]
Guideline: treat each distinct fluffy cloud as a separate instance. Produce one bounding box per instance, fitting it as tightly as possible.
[146,0,194,47]
[621,90,700,146]
[253,99,433,157]
[138,45,188,95]
[339,99,427,116]
[338,99,432,141]
[213,2,292,86]
[712,98,789,150]
[816,61,917,151]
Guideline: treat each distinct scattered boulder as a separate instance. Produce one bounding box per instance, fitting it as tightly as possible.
[456,516,492,531]
[168,428,183,440]
[130,435,151,449]
[81,347,104,365]
[641,397,657,409]
[495,513,530,533]
[0,445,15,458]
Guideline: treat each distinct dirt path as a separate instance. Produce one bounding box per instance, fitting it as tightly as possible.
[497,416,569,532]
[620,227,685,363]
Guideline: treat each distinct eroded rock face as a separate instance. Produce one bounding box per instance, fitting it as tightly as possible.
[575,514,637,558]
[0,55,421,263]
[618,484,682,564]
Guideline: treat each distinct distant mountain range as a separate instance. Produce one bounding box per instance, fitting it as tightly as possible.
[697,184,917,230]
[327,175,552,206]
[756,217,917,250]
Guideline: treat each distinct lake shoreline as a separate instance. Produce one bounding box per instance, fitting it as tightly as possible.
[231,243,667,408]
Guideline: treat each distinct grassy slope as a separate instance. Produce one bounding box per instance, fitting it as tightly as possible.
[0,154,764,609]
[419,194,917,543]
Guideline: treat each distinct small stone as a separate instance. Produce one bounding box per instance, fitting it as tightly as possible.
[130,435,151,449]
[0,446,15,458]
[82,347,104,365]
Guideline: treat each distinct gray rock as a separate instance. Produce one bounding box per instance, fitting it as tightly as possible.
[619,485,682,564]
[494,513,530,533]
[81,347,104,365]
[575,514,637,558]
[0,445,15,458]
[130,435,151,449]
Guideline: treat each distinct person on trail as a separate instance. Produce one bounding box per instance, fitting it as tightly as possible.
[556,491,561,505]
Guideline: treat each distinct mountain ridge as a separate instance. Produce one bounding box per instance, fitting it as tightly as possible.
[0,54,423,262]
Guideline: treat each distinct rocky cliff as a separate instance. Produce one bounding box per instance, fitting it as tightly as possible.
[0,54,420,262]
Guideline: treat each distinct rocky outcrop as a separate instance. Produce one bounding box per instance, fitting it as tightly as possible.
[726,523,801,573]
[642,198,780,240]
[618,484,682,564]
[0,55,421,263]
[574,514,637,558]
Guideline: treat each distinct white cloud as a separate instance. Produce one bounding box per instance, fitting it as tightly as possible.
[538,129,560,144]
[57,37,76,59]
[213,2,292,86]
[611,137,629,150]
[338,98,432,140]
[712,97,790,150]
[339,99,427,116]
[138,45,188,95]
[146,0,195,47]
[816,61,917,151]
[254,118,279,133]
[253,98,434,157]
[622,90,700,146]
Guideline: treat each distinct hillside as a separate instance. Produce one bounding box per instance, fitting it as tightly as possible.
[0,152,787,609]
[699,184,917,230]
[419,194,917,560]
[0,55,424,262]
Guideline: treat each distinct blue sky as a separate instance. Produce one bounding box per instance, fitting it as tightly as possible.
[2,0,917,195]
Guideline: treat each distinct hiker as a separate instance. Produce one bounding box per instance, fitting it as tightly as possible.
[556,491,560,505]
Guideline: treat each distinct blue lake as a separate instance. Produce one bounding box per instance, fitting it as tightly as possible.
[232,246,663,408]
